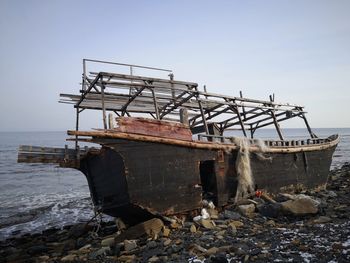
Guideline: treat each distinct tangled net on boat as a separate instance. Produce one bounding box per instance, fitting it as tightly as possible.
[234,137,254,201]
[233,137,270,202]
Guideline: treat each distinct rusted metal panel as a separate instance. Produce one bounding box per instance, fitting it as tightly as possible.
[79,148,129,210]
[108,140,216,215]
[250,145,337,193]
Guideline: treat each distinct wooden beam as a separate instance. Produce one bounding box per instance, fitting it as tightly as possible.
[121,87,146,115]
[100,79,107,130]
[151,88,160,119]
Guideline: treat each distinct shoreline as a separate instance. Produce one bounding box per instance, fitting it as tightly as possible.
[1,163,349,262]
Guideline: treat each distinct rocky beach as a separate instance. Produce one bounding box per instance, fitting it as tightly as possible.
[1,163,349,263]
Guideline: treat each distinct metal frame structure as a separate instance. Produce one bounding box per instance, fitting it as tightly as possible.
[59,59,317,150]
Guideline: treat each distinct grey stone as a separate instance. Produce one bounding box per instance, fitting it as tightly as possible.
[124,239,137,252]
[101,237,115,247]
[313,216,332,224]
[257,203,282,218]
[27,244,48,255]
[147,240,158,249]
[237,204,255,217]
[281,197,319,216]
[223,210,241,220]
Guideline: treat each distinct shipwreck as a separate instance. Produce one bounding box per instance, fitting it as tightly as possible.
[18,59,339,221]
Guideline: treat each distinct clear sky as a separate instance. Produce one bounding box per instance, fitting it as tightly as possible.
[0,0,349,131]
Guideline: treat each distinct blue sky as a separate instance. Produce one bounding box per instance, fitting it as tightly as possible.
[0,0,349,131]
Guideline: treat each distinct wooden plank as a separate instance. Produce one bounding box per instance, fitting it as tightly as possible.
[113,117,192,141]
[67,130,340,153]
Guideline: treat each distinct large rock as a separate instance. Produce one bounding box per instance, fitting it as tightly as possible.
[237,204,255,217]
[281,196,319,216]
[257,203,282,218]
[115,218,164,242]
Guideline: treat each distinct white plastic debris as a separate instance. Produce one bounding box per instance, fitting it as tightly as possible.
[201,200,209,207]
[208,201,215,209]
[193,215,202,222]
[201,208,210,219]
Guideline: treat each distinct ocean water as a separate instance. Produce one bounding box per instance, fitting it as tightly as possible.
[0,128,349,239]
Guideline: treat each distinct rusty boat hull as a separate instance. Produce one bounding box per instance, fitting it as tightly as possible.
[77,134,339,220]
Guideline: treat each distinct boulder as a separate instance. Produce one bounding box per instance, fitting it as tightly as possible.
[115,218,164,242]
[237,204,255,217]
[281,196,319,216]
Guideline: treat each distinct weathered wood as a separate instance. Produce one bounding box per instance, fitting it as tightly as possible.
[68,130,339,154]
[270,110,284,140]
[113,117,192,141]
[180,108,189,125]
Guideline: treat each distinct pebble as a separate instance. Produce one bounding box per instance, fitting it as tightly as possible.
[163,239,171,246]
[229,220,244,228]
[223,210,241,220]
[148,256,159,262]
[190,224,197,233]
[61,254,76,262]
[124,239,137,252]
[162,227,170,237]
[313,216,332,224]
[227,223,237,234]
[199,219,216,229]
[101,236,115,247]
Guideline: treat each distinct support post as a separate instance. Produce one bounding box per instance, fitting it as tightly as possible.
[271,110,284,140]
[240,91,246,119]
[233,105,247,137]
[75,107,79,150]
[196,92,209,134]
[100,77,107,130]
[180,108,189,126]
[250,124,254,139]
[151,88,160,119]
[82,59,87,91]
[302,114,317,138]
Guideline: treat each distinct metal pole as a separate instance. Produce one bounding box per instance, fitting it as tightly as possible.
[84,58,172,73]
